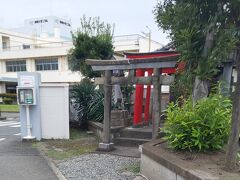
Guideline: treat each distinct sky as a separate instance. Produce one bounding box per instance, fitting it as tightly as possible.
[0,0,170,45]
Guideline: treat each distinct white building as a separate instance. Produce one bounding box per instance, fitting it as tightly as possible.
[12,16,72,40]
[0,28,79,93]
[0,17,163,94]
[113,34,163,54]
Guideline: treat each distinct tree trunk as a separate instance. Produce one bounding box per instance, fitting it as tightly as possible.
[225,49,240,171]
[192,76,209,103]
[192,23,214,103]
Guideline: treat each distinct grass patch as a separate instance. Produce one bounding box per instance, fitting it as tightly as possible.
[46,144,97,160]
[0,104,19,112]
[70,128,91,139]
[33,128,98,161]
[122,163,140,174]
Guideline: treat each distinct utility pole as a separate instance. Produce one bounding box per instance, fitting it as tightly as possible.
[142,26,151,52]
[146,26,151,52]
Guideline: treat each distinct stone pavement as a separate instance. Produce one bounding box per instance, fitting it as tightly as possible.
[0,113,58,180]
[108,145,141,158]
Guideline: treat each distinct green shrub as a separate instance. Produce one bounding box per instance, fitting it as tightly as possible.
[71,78,104,128]
[3,97,13,104]
[164,94,232,152]
[121,85,134,112]
[0,93,17,100]
[0,93,17,102]
[87,89,104,122]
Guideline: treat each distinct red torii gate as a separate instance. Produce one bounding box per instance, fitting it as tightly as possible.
[86,55,179,151]
[124,51,181,126]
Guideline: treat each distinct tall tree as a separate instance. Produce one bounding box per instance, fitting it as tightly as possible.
[224,0,240,171]
[154,0,235,102]
[154,0,240,171]
[68,16,114,78]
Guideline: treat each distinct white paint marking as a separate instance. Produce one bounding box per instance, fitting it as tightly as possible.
[0,138,6,142]
[14,133,21,136]
[10,125,21,128]
[0,121,17,124]
[0,122,20,127]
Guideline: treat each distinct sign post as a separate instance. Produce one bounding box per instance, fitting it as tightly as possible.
[17,73,38,140]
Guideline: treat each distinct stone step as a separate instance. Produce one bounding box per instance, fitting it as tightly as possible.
[113,137,151,147]
[120,128,152,139]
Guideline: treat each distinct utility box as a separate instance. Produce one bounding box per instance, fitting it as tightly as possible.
[17,72,69,140]
[17,87,36,105]
[17,73,42,140]
[40,83,69,139]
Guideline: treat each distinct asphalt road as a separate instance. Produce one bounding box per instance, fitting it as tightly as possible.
[0,113,58,180]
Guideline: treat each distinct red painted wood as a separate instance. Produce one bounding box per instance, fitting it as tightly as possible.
[144,69,153,122]
[162,68,176,74]
[126,52,180,59]
[133,69,145,125]
[126,51,181,126]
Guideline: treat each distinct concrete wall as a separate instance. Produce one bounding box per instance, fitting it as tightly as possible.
[40,83,69,139]
[141,154,185,180]
[0,56,81,84]
[0,45,72,60]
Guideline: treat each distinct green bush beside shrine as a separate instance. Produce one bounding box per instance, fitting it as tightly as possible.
[164,94,232,152]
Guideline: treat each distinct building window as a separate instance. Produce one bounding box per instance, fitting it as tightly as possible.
[23,44,30,49]
[35,58,58,71]
[34,19,48,24]
[6,83,17,94]
[6,60,26,72]
[59,20,71,27]
[2,42,7,49]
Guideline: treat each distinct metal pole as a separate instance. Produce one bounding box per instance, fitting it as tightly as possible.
[24,105,35,139]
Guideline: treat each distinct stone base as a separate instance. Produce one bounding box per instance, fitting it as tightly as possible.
[98,142,114,152]
[141,139,230,180]
[22,136,36,142]
[132,123,144,128]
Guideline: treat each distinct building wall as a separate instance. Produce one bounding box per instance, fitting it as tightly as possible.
[12,16,72,40]
[113,34,163,54]
[138,38,163,52]
[0,56,81,84]
[0,29,80,91]
[0,30,164,94]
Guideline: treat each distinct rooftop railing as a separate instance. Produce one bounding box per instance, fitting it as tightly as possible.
[1,41,72,52]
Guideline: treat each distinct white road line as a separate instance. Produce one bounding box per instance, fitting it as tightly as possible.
[0,138,6,142]
[10,125,21,128]
[0,122,20,127]
[0,121,18,124]
[14,133,21,136]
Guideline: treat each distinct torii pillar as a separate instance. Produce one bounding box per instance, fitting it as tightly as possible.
[125,52,179,127]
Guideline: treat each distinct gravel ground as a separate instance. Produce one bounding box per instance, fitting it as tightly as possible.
[58,153,140,180]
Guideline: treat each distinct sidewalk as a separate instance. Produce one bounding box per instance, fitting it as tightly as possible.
[0,115,58,180]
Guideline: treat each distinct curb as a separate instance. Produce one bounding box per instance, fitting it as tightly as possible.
[37,148,67,180]
[0,117,6,120]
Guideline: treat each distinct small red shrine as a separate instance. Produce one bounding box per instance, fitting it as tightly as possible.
[124,51,180,126]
